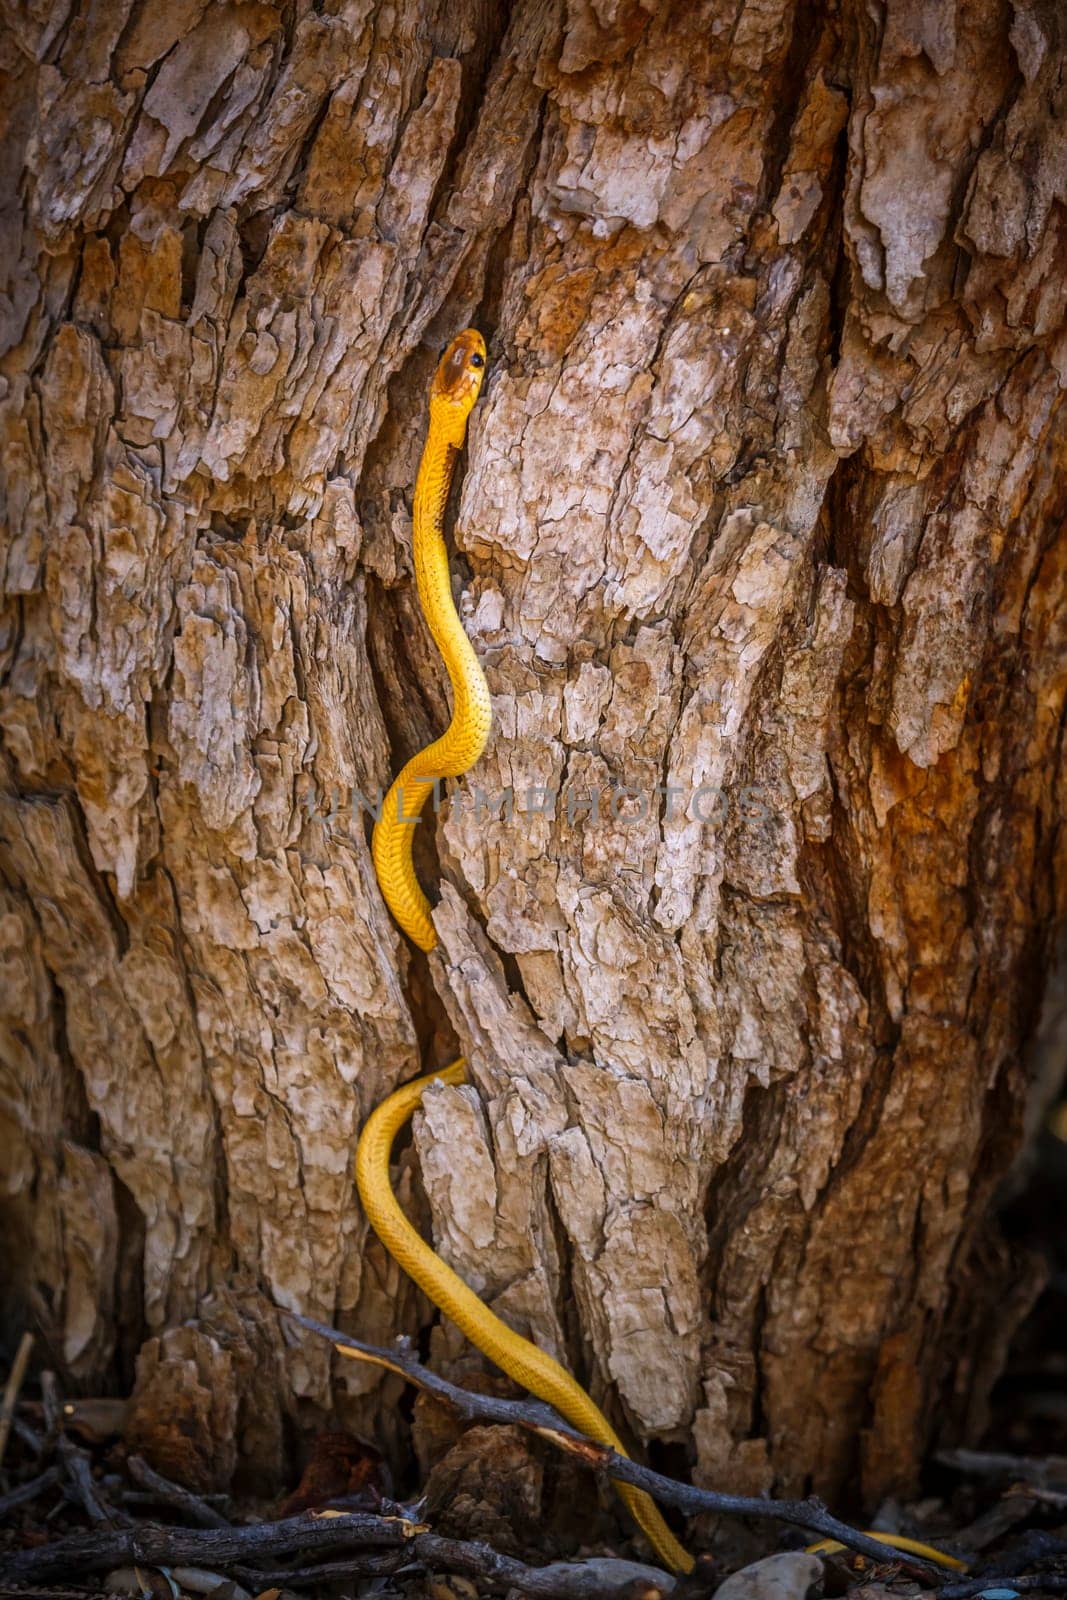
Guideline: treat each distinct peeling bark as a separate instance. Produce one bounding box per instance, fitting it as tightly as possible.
[1,0,1064,1515]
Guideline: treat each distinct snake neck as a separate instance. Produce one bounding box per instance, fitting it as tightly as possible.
[411,404,489,749]
[412,433,456,575]
[415,391,473,527]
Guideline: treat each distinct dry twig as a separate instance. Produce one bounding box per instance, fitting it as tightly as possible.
[937,1448,1067,1491]
[4,1509,427,1583]
[12,1416,43,1455]
[13,1513,684,1600]
[0,1332,34,1469]
[125,1454,232,1529]
[231,1545,677,1598]
[939,1532,1067,1599]
[39,1370,124,1528]
[0,1463,62,1519]
[287,1312,947,1582]
[230,1549,407,1586]
[411,1536,681,1599]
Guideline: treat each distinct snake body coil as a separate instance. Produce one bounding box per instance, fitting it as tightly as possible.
[357,330,693,1574]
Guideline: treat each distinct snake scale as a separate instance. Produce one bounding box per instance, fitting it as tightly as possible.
[351,330,960,1581]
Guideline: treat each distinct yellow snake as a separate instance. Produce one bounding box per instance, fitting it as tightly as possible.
[355,329,693,1574]
[351,331,959,1583]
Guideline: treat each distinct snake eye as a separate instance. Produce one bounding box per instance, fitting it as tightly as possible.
[469,352,484,368]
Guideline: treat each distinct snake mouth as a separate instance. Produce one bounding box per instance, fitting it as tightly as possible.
[432,328,488,407]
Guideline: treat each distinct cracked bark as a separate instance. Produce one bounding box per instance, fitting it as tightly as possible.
[1,0,1064,1519]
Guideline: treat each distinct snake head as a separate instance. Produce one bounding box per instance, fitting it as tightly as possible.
[431,329,487,420]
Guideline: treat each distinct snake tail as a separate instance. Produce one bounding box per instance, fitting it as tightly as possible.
[355,1062,694,1574]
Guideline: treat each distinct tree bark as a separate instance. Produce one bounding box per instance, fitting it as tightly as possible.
[0,0,1064,1514]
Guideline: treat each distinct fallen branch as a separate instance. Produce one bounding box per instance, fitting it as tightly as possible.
[57,1435,118,1526]
[12,1416,43,1455]
[937,1447,1067,1491]
[0,1464,61,1519]
[938,1532,1067,1599]
[126,1454,232,1529]
[1026,1485,1067,1509]
[3,1508,419,1582]
[231,1550,408,1586]
[5,1510,666,1600]
[238,1540,676,1598]
[412,1536,677,1599]
[43,1376,115,1527]
[287,1312,946,1582]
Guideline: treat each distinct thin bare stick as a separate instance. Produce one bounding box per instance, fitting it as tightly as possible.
[941,1529,1067,1595]
[0,1464,61,1519]
[40,1369,121,1527]
[413,1535,678,1599]
[12,1416,43,1455]
[937,1447,1067,1491]
[286,1312,947,1583]
[0,1332,34,1469]
[126,1455,232,1529]
[237,1541,675,1598]
[230,1550,408,1586]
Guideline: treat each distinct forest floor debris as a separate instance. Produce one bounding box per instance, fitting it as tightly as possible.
[2,1349,1067,1600]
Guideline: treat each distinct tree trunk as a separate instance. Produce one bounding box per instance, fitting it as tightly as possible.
[1,0,1064,1517]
